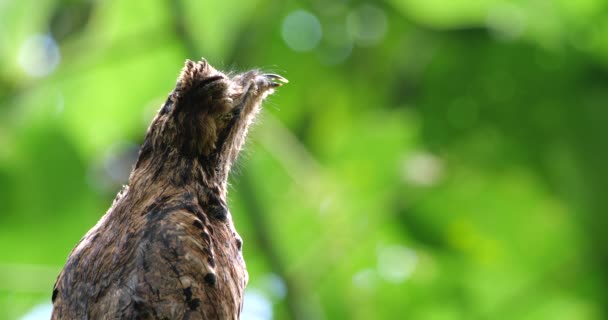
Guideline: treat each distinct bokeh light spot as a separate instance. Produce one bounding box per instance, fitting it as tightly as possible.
[259,273,287,300]
[20,303,53,320]
[241,289,273,320]
[403,152,444,187]
[347,4,388,46]
[282,10,323,52]
[17,34,61,78]
[377,245,418,284]
[103,142,140,184]
[87,142,140,193]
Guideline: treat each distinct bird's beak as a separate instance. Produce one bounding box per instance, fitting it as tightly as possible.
[264,74,289,87]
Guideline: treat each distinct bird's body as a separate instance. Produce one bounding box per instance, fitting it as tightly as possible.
[51,59,286,319]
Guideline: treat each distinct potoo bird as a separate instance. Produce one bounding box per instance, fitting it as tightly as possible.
[51,59,287,319]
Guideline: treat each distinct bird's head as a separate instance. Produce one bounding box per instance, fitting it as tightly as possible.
[135,59,286,182]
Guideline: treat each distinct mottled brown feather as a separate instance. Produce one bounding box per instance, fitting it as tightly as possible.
[51,59,284,319]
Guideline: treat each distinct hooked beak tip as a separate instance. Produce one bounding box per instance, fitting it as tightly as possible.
[264,73,289,87]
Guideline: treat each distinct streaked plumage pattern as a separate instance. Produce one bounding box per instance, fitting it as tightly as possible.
[51,59,286,319]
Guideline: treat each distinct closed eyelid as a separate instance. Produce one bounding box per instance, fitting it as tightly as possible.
[196,75,225,90]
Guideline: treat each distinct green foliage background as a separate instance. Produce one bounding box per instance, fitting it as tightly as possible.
[1,0,607,319]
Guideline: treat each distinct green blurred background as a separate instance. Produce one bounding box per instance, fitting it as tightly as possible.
[1,0,608,319]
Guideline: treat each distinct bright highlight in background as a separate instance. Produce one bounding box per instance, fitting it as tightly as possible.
[241,289,273,320]
[20,303,52,320]
[17,34,61,78]
[281,10,323,52]
[377,245,418,284]
[347,4,388,46]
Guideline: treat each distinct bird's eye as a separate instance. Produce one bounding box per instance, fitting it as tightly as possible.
[197,75,225,89]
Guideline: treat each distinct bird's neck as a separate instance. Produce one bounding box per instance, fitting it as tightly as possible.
[129,145,230,201]
[124,151,232,222]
